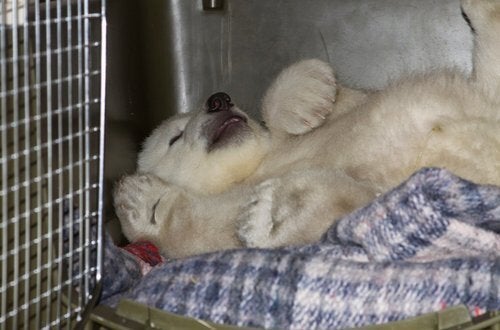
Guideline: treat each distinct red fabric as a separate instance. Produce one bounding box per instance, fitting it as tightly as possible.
[122,241,165,266]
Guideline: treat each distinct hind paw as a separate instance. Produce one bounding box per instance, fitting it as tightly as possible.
[262,59,336,135]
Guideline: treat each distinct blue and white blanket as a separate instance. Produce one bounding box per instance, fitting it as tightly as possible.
[99,168,500,329]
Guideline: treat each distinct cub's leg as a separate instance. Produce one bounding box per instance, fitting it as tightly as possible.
[262,59,337,135]
[462,0,500,103]
[236,168,377,248]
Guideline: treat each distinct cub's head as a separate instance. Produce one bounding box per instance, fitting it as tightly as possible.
[137,92,270,194]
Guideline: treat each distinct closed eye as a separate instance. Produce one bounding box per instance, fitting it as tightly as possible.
[169,132,183,146]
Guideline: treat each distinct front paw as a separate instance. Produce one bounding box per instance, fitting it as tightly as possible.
[262,59,336,135]
[113,174,168,240]
[236,180,276,248]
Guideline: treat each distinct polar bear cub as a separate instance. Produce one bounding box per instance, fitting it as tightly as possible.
[114,0,500,259]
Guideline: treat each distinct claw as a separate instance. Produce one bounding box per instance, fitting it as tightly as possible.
[315,112,326,120]
[302,119,312,127]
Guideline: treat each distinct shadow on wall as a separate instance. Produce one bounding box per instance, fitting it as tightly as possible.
[104,0,145,244]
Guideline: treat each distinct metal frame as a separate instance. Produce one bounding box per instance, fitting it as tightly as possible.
[0,0,106,328]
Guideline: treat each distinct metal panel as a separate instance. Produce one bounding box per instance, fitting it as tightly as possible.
[134,0,472,127]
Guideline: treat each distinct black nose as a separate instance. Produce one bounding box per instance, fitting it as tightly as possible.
[206,92,233,112]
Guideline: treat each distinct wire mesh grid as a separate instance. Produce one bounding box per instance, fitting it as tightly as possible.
[0,0,106,328]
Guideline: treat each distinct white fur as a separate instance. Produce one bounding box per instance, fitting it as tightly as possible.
[114,0,500,259]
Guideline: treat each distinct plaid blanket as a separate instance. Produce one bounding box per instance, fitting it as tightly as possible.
[99,168,500,329]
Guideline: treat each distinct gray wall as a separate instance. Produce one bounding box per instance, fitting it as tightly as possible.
[107,0,473,135]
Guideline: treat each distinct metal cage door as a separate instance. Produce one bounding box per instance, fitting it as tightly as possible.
[0,0,106,328]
